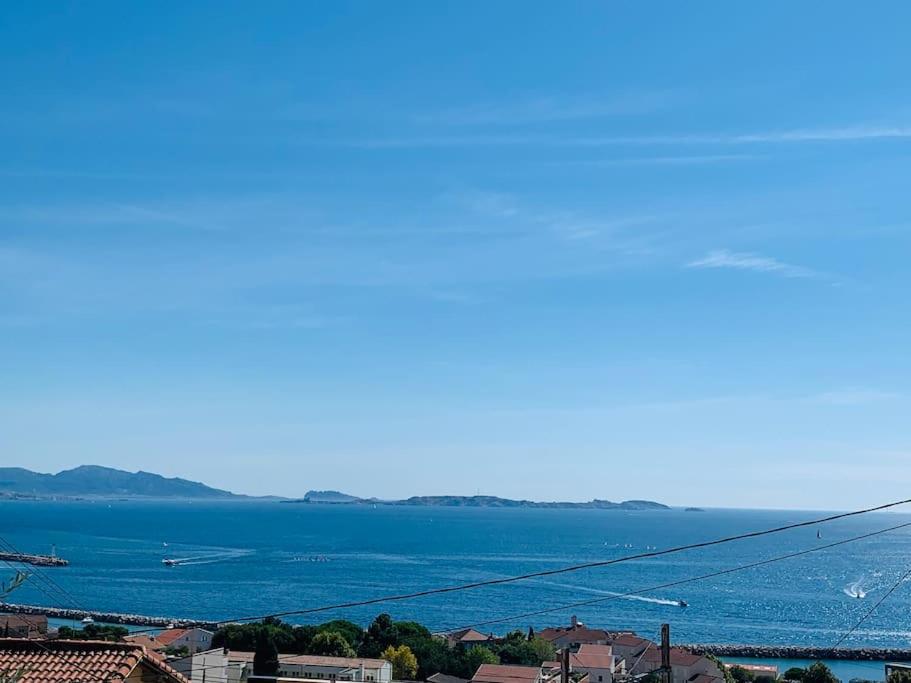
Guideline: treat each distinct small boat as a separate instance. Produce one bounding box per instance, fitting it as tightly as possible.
[817,530,822,539]
[678,600,688,608]
[162,558,181,567]
[81,616,95,624]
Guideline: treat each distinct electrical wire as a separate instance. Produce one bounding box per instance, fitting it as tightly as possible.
[163,519,911,679]
[150,497,911,630]
[433,521,911,634]
[832,565,911,649]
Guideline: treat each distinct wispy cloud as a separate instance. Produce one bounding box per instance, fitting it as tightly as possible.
[803,389,902,406]
[686,249,818,279]
[416,91,677,126]
[559,154,762,167]
[344,124,911,149]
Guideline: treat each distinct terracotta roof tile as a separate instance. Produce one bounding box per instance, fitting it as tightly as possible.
[0,638,188,683]
[155,628,190,646]
[471,664,542,683]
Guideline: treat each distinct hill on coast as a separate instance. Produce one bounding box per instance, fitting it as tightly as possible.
[0,465,243,499]
[290,492,669,510]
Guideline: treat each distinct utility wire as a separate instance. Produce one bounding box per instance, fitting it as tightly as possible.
[215,497,911,626]
[163,519,911,678]
[831,565,911,649]
[0,535,85,611]
[434,521,911,634]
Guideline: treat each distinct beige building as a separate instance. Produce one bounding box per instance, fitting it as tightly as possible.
[227,651,393,683]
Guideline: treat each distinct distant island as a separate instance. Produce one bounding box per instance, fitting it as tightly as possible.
[0,465,244,499]
[0,467,672,509]
[285,492,670,510]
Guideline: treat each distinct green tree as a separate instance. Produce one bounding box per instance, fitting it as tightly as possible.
[408,637,458,680]
[382,644,419,680]
[495,632,555,666]
[254,629,280,676]
[803,663,838,683]
[783,668,806,682]
[361,614,399,658]
[730,666,756,683]
[310,631,357,658]
[462,645,499,679]
[706,656,734,683]
[318,620,365,652]
[57,624,128,642]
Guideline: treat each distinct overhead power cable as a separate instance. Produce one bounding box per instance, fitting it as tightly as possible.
[434,520,911,634]
[213,497,911,626]
[832,565,911,649]
[163,519,911,678]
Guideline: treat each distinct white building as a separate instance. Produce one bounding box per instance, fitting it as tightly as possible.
[173,647,229,682]
[227,652,392,683]
[156,627,216,655]
[568,644,621,683]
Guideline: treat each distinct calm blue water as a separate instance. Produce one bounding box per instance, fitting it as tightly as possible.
[719,657,890,683]
[3,501,911,651]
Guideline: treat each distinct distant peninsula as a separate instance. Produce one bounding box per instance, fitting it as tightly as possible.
[0,467,671,509]
[285,492,670,510]
[0,465,244,500]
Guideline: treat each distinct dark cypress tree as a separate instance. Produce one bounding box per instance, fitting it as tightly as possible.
[254,627,280,676]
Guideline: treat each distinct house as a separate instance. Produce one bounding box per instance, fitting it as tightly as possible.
[626,646,723,683]
[538,618,612,651]
[0,614,48,639]
[124,633,169,651]
[173,646,230,682]
[470,664,547,683]
[886,664,911,681]
[725,663,779,681]
[155,627,215,654]
[443,628,495,649]
[568,644,621,683]
[428,673,469,683]
[0,638,188,683]
[226,651,393,683]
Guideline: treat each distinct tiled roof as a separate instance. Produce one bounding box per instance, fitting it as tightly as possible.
[0,615,48,632]
[609,634,652,648]
[538,627,610,643]
[228,651,388,669]
[690,675,724,683]
[571,644,615,669]
[447,628,492,643]
[471,664,542,683]
[155,628,190,646]
[0,638,188,683]
[632,647,704,669]
[123,633,167,651]
[428,673,469,683]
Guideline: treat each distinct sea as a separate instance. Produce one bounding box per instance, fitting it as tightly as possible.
[2,501,910,680]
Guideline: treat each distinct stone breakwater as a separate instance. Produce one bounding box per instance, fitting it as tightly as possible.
[684,644,911,662]
[0,602,218,630]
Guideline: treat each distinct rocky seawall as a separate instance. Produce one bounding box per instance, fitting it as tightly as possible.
[684,644,911,662]
[0,602,217,630]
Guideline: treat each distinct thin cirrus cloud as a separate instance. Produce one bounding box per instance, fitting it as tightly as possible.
[686,249,818,279]
[345,123,911,149]
[414,90,679,126]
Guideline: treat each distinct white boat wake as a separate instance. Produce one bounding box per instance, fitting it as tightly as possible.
[843,577,867,599]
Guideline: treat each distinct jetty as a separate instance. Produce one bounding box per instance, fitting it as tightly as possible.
[0,602,217,630]
[684,643,911,662]
[0,551,68,567]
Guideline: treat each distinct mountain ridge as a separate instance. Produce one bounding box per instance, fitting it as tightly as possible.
[0,465,243,499]
[287,493,669,510]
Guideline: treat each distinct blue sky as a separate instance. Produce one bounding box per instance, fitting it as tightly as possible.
[2,2,910,509]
